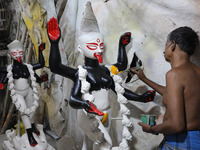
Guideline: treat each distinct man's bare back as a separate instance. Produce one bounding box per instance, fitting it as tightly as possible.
[163,62,200,131]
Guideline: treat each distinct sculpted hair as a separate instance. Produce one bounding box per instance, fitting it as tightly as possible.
[167,26,199,55]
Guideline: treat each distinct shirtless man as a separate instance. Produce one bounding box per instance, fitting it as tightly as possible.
[130,26,200,149]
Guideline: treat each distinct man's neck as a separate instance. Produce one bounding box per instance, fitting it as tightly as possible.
[170,51,190,68]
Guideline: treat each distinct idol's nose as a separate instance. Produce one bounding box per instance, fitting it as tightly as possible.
[96,46,103,53]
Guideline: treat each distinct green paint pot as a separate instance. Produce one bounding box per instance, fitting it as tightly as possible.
[140,114,156,125]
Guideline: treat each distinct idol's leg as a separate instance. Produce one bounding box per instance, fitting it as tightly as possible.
[77,109,112,150]
[25,87,40,135]
[16,93,38,146]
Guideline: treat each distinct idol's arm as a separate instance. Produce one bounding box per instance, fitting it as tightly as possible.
[1,74,8,84]
[47,17,77,81]
[69,74,90,109]
[0,67,7,74]
[70,73,104,116]
[0,68,8,90]
[112,32,131,71]
[110,77,155,102]
[33,43,45,70]
[123,88,156,103]
[34,73,48,83]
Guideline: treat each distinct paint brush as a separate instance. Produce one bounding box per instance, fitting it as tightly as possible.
[118,67,141,73]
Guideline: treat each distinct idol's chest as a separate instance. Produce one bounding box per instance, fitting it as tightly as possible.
[86,68,113,91]
[12,65,30,79]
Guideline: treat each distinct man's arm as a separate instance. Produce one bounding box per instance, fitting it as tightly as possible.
[130,68,165,95]
[139,70,186,135]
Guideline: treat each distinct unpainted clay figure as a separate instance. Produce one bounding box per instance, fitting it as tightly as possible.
[0,40,48,147]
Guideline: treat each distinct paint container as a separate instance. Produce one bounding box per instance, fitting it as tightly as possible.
[140,114,156,125]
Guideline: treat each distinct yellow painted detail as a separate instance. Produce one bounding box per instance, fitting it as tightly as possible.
[14,122,25,136]
[19,0,50,66]
[111,65,119,75]
[101,112,108,124]
[111,65,124,75]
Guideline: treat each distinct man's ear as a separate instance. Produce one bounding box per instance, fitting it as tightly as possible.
[170,41,176,51]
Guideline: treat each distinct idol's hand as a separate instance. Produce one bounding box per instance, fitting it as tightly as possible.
[0,82,4,90]
[84,101,104,116]
[47,17,60,42]
[39,43,45,51]
[142,90,156,102]
[120,32,131,46]
[41,74,48,82]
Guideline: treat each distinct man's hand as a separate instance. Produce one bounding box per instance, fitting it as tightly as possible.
[120,32,131,46]
[0,83,4,90]
[47,17,60,42]
[39,43,45,51]
[129,67,146,81]
[138,122,151,133]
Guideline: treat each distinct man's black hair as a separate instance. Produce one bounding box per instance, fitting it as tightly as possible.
[168,26,199,55]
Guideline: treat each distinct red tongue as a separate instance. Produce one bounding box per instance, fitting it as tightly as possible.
[94,54,103,63]
[17,57,21,63]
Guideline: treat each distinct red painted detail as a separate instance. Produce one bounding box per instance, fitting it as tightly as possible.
[100,43,104,50]
[94,53,103,63]
[39,43,45,50]
[30,143,38,147]
[88,102,104,116]
[19,51,23,55]
[0,83,4,90]
[86,43,98,50]
[17,57,21,63]
[122,32,131,44]
[146,90,156,102]
[11,52,17,56]
[47,17,60,41]
[42,75,47,81]
[148,90,156,96]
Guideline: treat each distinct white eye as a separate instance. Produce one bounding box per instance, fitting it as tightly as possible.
[19,51,24,55]
[86,44,98,50]
[11,52,17,56]
[100,43,104,50]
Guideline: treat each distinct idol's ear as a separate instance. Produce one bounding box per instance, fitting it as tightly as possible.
[78,45,82,53]
[8,51,13,59]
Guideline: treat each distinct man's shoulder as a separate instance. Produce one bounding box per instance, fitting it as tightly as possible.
[166,68,180,77]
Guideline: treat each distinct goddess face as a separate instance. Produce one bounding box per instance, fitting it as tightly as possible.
[10,48,24,63]
[78,32,104,63]
[8,40,24,63]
